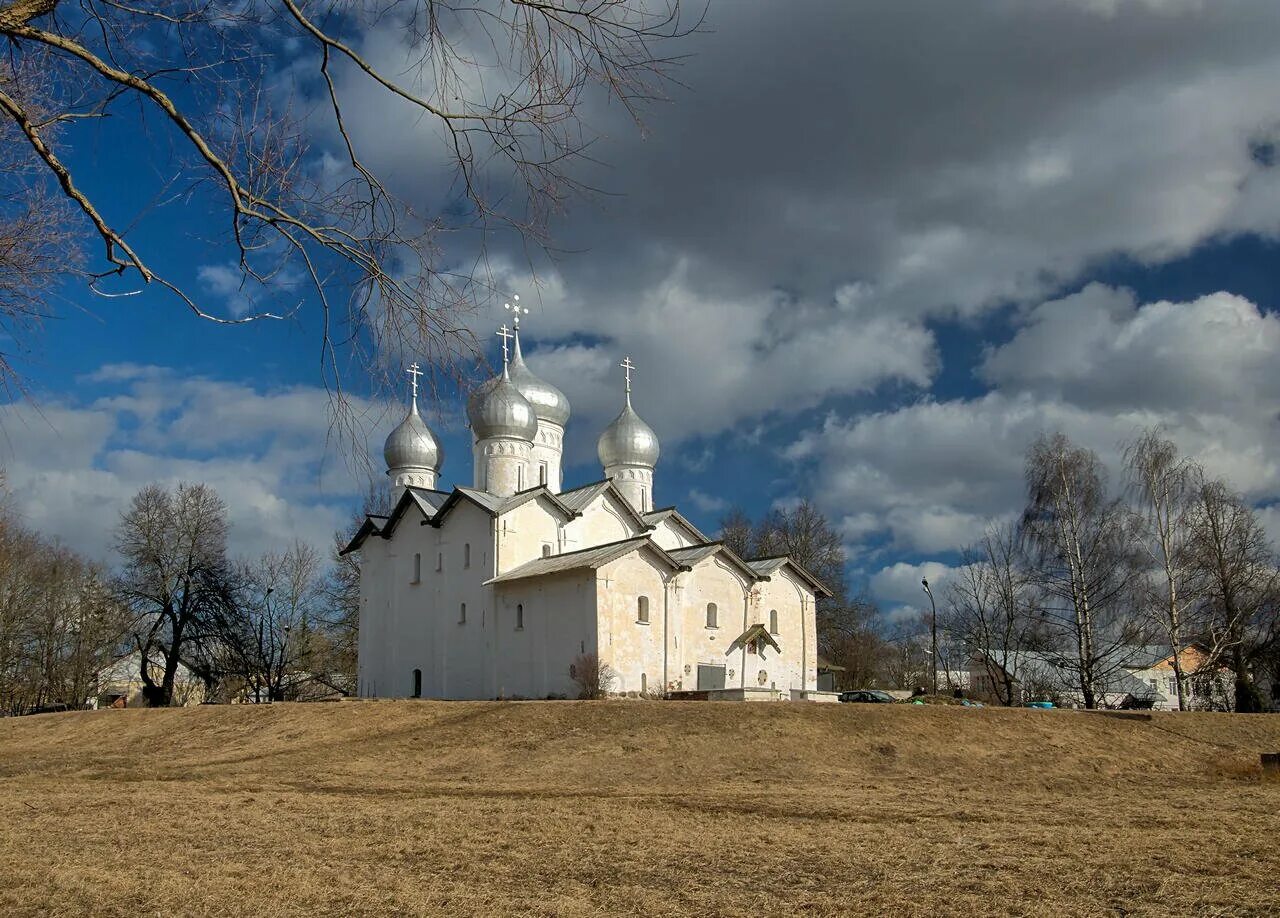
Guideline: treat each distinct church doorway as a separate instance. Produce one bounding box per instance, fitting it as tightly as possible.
[696,664,726,691]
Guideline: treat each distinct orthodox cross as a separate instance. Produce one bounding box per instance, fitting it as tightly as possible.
[407,362,422,401]
[620,356,636,394]
[504,294,529,329]
[497,324,515,369]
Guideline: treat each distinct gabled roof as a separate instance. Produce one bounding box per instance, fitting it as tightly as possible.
[727,623,782,656]
[496,485,576,522]
[340,488,450,555]
[642,506,712,545]
[745,554,833,597]
[666,541,760,585]
[557,478,653,532]
[485,536,686,585]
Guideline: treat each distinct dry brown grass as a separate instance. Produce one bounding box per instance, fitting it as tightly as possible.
[1,701,1278,917]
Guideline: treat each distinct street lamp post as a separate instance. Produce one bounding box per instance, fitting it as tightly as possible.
[922,578,937,696]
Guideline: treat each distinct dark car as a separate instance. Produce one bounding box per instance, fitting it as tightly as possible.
[838,690,895,704]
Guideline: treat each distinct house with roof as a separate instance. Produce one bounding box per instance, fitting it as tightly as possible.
[344,320,830,700]
[968,649,1163,709]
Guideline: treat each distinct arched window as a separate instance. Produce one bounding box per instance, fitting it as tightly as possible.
[637,596,650,624]
[516,603,524,630]
[464,543,471,568]
[640,486,648,511]
[539,462,548,486]
[542,544,553,558]
[459,602,467,624]
[706,602,718,628]
[769,609,779,635]
[412,553,421,584]
[412,669,422,698]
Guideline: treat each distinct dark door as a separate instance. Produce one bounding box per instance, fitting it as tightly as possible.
[697,664,726,690]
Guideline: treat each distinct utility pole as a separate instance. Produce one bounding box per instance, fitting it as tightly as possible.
[922,578,937,696]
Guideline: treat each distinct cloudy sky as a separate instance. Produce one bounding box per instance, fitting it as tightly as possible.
[8,0,1280,628]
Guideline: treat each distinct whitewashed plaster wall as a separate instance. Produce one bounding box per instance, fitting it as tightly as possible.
[495,498,565,575]
[595,552,671,695]
[358,500,498,700]
[648,517,698,551]
[561,491,641,552]
[491,571,596,698]
[752,567,818,692]
[669,557,751,692]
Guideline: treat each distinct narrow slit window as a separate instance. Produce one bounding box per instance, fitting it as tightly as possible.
[516,603,524,630]
[464,543,471,568]
[769,609,779,635]
[539,462,548,486]
[436,552,442,572]
[412,553,421,584]
[412,669,422,698]
[706,602,717,628]
[459,602,467,624]
[637,596,649,624]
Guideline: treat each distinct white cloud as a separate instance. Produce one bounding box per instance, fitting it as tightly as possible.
[0,369,378,563]
[686,488,728,515]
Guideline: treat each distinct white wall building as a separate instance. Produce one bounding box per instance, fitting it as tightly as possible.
[346,324,830,700]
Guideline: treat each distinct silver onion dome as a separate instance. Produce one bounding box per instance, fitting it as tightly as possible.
[507,334,570,427]
[383,402,443,471]
[597,394,660,468]
[467,369,538,441]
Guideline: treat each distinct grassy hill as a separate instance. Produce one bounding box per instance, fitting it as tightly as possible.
[1,700,1278,916]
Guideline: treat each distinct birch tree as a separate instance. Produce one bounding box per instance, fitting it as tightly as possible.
[1123,428,1203,709]
[945,522,1041,706]
[1021,432,1142,709]
[1187,479,1278,712]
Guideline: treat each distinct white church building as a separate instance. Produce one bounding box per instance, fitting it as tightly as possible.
[345,314,830,700]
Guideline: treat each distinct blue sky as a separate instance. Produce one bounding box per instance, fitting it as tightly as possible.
[7,1,1280,630]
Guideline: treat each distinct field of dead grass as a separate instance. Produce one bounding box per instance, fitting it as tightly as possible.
[1,700,1278,917]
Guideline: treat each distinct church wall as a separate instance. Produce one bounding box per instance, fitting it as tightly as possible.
[561,492,639,553]
[492,572,597,698]
[752,568,818,692]
[649,518,697,551]
[358,500,499,700]
[595,553,670,695]
[671,558,752,692]
[496,499,564,575]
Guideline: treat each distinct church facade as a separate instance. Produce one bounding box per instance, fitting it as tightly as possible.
[345,317,829,700]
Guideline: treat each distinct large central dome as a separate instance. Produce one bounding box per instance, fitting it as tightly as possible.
[507,333,570,427]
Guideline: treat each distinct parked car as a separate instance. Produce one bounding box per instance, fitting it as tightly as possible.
[838,690,895,704]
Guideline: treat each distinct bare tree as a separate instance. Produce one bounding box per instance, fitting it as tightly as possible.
[944,522,1041,706]
[1123,428,1204,709]
[1021,432,1143,709]
[225,541,327,702]
[1187,479,1278,712]
[0,505,127,713]
[569,651,616,699]
[114,482,235,706]
[0,1,696,407]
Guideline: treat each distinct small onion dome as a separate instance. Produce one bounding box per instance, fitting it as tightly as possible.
[383,402,443,472]
[597,393,660,468]
[508,334,570,427]
[467,369,538,441]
